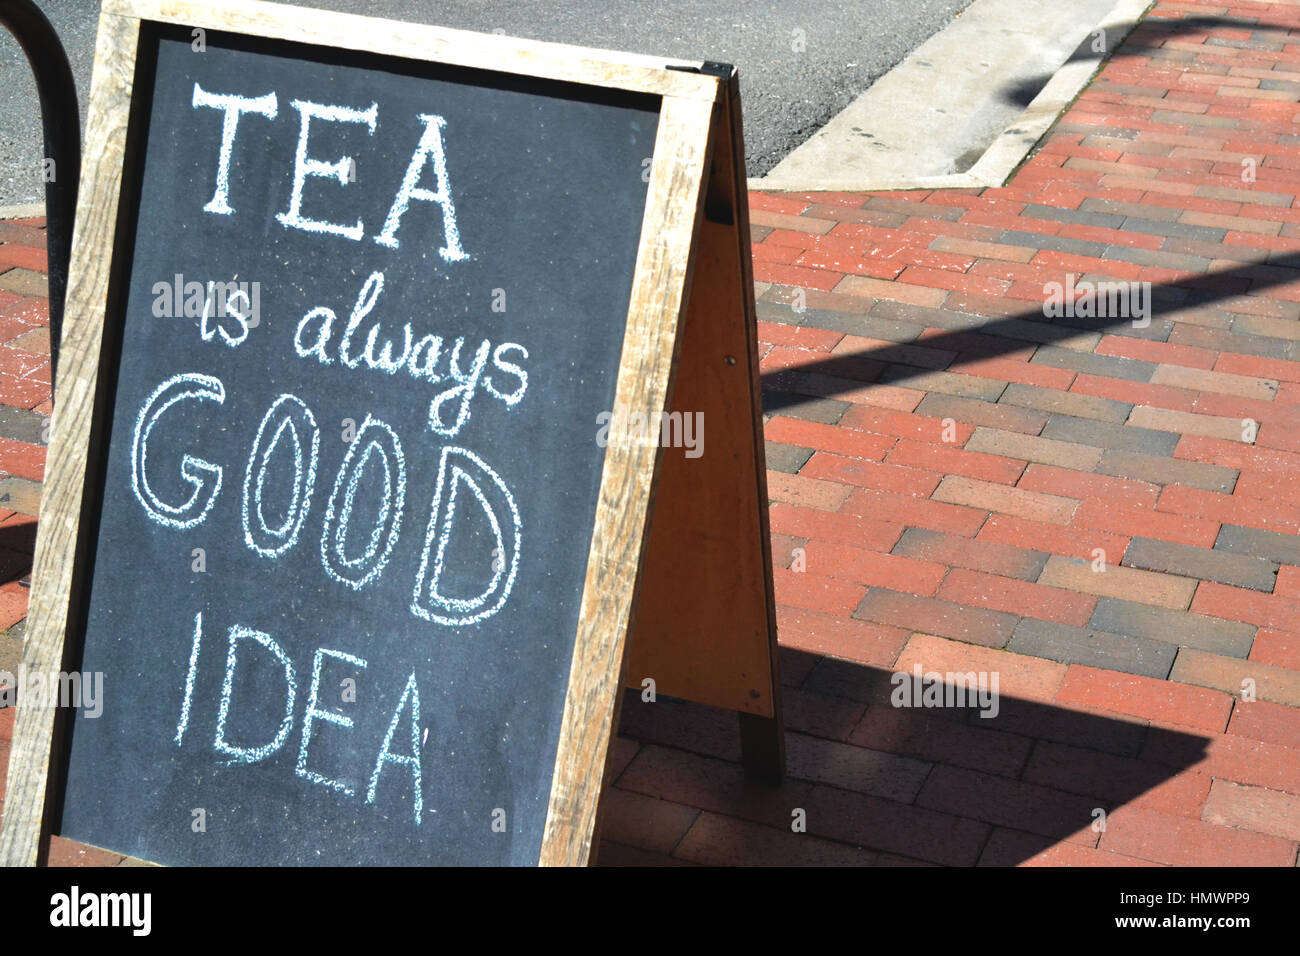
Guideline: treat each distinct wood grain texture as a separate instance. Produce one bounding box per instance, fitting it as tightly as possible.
[623,79,782,721]
[537,91,718,867]
[0,10,142,867]
[105,0,719,100]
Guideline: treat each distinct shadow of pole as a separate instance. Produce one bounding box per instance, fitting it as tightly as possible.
[759,252,1300,413]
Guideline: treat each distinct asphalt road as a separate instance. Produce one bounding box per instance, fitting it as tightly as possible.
[0,0,973,206]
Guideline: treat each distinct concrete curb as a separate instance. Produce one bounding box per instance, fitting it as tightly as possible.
[0,203,44,221]
[750,0,1155,193]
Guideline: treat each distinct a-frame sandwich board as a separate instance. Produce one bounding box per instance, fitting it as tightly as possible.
[0,0,783,869]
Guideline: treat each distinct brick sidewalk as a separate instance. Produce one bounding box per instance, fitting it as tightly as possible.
[3,0,1300,866]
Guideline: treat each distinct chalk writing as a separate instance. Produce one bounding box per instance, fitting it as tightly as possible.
[241,394,319,557]
[131,373,226,529]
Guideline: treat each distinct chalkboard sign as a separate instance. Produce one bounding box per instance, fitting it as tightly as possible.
[1,0,783,867]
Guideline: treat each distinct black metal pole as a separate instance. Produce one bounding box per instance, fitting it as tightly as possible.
[0,0,80,391]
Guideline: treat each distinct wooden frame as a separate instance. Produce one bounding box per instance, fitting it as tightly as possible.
[0,0,780,868]
[623,72,785,780]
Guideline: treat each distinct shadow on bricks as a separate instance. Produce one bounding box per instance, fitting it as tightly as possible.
[760,252,1300,413]
[600,648,1208,866]
[0,518,35,584]
[994,10,1280,114]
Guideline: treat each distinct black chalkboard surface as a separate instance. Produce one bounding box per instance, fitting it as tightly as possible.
[57,25,657,866]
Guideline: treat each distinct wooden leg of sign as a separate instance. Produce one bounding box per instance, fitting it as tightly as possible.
[624,69,784,783]
[718,71,785,785]
[739,713,785,785]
